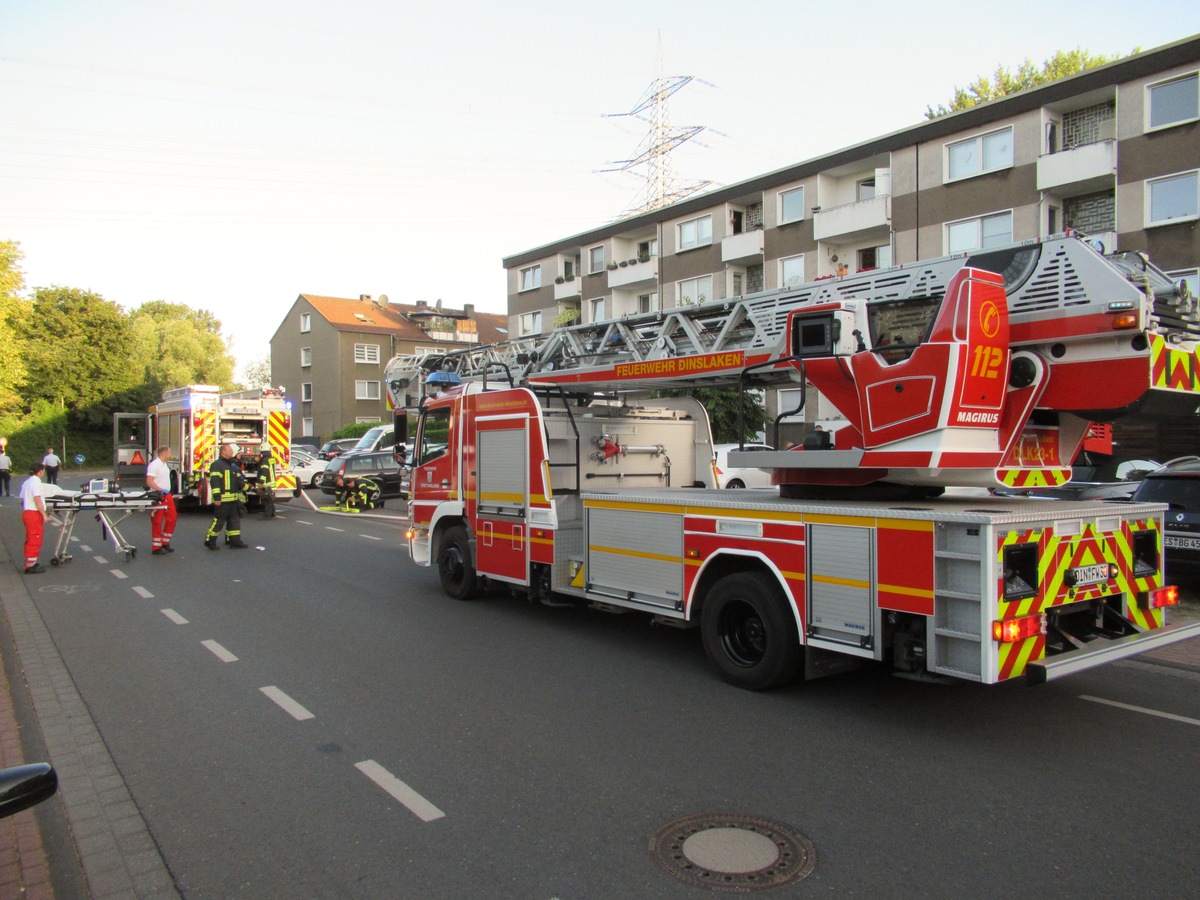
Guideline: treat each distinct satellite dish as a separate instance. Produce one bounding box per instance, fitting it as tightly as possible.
[435,298,442,310]
[378,294,389,306]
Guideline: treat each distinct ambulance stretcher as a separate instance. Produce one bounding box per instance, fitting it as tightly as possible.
[43,485,165,566]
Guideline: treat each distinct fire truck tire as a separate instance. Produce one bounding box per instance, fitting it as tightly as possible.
[701,572,801,690]
[438,525,478,600]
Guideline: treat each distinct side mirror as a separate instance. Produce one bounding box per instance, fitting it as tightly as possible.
[0,763,58,819]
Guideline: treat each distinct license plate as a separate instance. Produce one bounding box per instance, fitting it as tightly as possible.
[1069,563,1110,586]
[1164,535,1200,550]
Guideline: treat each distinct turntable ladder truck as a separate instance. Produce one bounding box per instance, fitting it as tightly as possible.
[385,233,1200,688]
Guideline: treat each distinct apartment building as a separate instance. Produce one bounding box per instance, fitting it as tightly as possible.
[504,34,1200,361]
[270,294,508,442]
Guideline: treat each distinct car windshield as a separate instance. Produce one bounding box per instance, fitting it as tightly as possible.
[1136,477,1200,509]
[354,425,389,451]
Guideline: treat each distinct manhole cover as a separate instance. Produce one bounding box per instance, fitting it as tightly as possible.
[649,813,815,892]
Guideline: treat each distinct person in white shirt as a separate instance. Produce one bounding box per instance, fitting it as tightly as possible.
[145,446,177,555]
[0,448,12,497]
[42,448,61,485]
[19,463,49,574]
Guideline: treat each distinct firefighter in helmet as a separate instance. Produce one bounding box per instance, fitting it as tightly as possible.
[205,442,248,549]
[258,443,277,518]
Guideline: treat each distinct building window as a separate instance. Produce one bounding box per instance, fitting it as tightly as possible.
[678,215,713,251]
[302,417,313,436]
[590,297,606,322]
[637,238,658,258]
[637,292,658,314]
[946,127,1014,181]
[301,382,313,402]
[1148,72,1199,130]
[677,275,713,306]
[589,246,605,273]
[354,343,380,364]
[858,245,892,270]
[520,265,542,291]
[857,178,876,201]
[562,257,576,279]
[520,311,542,335]
[300,347,312,367]
[300,313,311,333]
[355,380,381,400]
[1168,268,1199,299]
[1147,171,1199,225]
[945,211,1013,254]
[779,187,806,224]
[780,255,805,288]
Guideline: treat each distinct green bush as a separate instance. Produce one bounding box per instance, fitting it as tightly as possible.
[330,421,383,440]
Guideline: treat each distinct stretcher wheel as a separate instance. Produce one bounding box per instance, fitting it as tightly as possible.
[50,558,60,567]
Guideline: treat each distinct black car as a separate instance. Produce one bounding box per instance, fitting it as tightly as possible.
[319,450,406,499]
[1129,457,1200,577]
[318,438,360,460]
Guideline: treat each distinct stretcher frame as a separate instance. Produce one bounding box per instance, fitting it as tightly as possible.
[44,491,165,565]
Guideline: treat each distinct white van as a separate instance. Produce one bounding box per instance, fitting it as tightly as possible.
[352,424,394,453]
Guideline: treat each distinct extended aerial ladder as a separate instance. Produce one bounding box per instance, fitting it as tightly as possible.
[384,233,1199,493]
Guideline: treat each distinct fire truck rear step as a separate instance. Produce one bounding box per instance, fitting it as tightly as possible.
[1026,620,1200,684]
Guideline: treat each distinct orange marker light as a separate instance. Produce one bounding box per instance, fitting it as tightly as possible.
[992,613,1045,643]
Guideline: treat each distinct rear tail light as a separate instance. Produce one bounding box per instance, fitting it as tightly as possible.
[992,613,1045,643]
[1111,313,1138,330]
[1140,585,1179,610]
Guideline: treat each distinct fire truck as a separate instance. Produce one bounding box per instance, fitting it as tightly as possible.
[115,385,299,507]
[384,233,1200,688]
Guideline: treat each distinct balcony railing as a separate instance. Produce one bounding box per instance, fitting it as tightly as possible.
[722,228,764,264]
[813,194,890,242]
[608,257,658,289]
[1036,139,1116,194]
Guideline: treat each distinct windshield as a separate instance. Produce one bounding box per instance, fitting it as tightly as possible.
[1135,477,1200,509]
[354,425,388,451]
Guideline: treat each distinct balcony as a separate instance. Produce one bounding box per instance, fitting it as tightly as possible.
[554,278,581,301]
[813,194,890,242]
[608,257,658,289]
[1036,140,1116,195]
[722,228,764,264]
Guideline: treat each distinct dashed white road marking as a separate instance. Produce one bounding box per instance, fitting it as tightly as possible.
[132,586,154,599]
[110,569,128,580]
[93,556,108,564]
[1080,695,1200,728]
[79,544,92,551]
[260,686,315,721]
[325,526,345,532]
[296,520,314,526]
[359,534,382,541]
[201,640,238,663]
[355,760,445,822]
[161,609,188,625]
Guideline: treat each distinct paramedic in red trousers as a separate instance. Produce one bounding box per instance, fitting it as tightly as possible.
[20,463,49,574]
[204,443,249,549]
[145,446,177,555]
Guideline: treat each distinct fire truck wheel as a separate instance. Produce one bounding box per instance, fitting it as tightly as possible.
[701,571,801,690]
[438,525,478,600]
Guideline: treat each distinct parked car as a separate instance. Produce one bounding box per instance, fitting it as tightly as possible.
[1129,457,1200,578]
[318,438,360,460]
[319,450,406,500]
[291,442,319,458]
[713,443,775,489]
[289,450,328,488]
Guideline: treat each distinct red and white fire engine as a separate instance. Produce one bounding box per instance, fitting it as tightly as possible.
[384,234,1200,688]
[116,385,298,507]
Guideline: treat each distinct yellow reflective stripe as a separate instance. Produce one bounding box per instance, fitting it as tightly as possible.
[589,544,680,564]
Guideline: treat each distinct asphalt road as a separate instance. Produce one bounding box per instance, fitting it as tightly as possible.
[6,493,1200,897]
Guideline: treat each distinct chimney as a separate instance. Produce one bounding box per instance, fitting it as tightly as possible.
[360,294,372,303]
[415,300,427,308]
[464,303,475,316]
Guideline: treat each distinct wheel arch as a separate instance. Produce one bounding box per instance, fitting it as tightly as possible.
[687,550,803,636]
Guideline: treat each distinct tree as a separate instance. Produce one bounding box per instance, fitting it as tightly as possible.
[128,300,236,394]
[20,286,143,430]
[0,241,31,418]
[925,49,1132,119]
[238,354,272,390]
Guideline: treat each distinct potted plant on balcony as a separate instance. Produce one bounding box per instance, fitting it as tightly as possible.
[552,308,581,328]
[555,276,565,284]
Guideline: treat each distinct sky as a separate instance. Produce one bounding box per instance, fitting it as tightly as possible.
[2,1,1197,378]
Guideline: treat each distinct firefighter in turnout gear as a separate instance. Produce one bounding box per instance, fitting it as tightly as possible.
[258,445,277,518]
[205,443,249,549]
